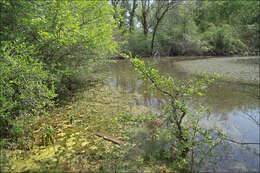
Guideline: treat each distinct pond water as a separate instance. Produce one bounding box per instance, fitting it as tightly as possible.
[104,57,259,172]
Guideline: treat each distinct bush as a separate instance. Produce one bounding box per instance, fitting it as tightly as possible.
[202,24,247,55]
[1,0,118,99]
[122,31,152,57]
[124,55,225,171]
[0,41,56,121]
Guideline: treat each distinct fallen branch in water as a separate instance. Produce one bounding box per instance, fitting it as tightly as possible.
[225,138,260,145]
[95,133,126,145]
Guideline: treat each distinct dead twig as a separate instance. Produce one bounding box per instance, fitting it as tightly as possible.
[95,133,126,145]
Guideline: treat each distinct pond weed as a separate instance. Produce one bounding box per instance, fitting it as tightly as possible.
[41,126,54,146]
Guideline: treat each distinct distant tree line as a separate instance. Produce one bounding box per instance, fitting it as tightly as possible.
[111,0,260,56]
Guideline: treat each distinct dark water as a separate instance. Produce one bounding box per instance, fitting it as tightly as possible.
[105,57,259,172]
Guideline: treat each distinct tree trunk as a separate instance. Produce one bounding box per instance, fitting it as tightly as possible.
[129,0,137,32]
[151,22,159,55]
[142,12,148,37]
[150,0,173,55]
[151,13,167,55]
[140,0,150,37]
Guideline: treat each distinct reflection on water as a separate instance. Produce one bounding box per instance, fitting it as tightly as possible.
[104,58,259,172]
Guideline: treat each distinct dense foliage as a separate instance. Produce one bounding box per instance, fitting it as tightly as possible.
[0,42,56,138]
[112,0,259,56]
[0,0,258,172]
[0,42,56,117]
[0,0,117,135]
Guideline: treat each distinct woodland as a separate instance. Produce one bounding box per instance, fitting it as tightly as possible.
[0,0,259,172]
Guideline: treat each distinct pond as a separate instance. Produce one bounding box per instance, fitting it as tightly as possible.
[104,56,259,172]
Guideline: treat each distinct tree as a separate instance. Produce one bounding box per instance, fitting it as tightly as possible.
[150,0,178,54]
[111,0,128,30]
[128,0,138,32]
[119,0,259,56]
[137,0,153,37]
[22,0,117,93]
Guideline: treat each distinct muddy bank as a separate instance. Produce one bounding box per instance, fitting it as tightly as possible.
[175,56,259,85]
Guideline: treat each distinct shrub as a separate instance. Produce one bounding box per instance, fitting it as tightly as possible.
[123,54,225,171]
[122,31,152,57]
[202,24,247,55]
[1,0,118,98]
[0,41,56,123]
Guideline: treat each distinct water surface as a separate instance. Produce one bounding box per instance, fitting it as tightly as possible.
[104,57,259,172]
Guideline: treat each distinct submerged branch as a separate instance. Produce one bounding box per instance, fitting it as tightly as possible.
[95,133,126,145]
[225,138,260,145]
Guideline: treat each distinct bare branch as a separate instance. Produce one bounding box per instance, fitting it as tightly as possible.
[225,138,260,145]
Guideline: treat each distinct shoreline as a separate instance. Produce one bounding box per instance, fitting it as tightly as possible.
[109,55,259,61]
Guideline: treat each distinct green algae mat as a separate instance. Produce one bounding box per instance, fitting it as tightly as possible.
[1,84,157,172]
